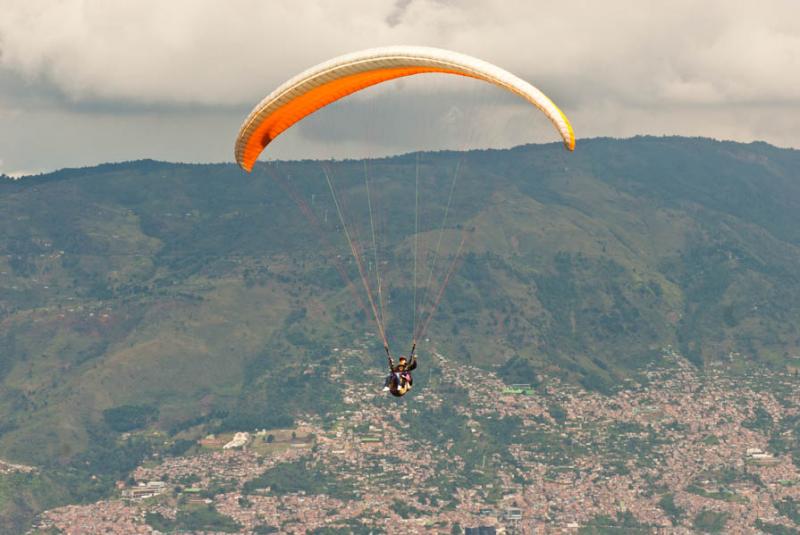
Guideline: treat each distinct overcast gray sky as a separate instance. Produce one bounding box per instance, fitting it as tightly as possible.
[1,0,798,175]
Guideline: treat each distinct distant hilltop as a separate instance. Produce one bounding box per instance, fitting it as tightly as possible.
[3,136,796,182]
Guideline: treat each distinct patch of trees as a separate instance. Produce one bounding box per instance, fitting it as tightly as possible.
[658,493,685,525]
[146,505,242,533]
[547,403,567,423]
[167,409,229,436]
[754,519,797,535]
[102,404,159,433]
[497,355,539,386]
[692,509,730,533]
[774,497,800,525]
[242,460,356,499]
[166,439,195,457]
[742,405,773,433]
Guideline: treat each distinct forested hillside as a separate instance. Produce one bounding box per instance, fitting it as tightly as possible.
[1,136,799,474]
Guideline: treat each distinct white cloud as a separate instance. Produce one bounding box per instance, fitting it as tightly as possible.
[0,0,798,172]
[2,0,798,107]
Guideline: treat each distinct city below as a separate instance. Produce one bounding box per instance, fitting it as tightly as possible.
[21,349,800,534]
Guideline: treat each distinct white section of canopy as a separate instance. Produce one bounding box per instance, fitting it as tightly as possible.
[235,45,575,170]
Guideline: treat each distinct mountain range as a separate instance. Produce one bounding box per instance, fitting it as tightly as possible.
[1,137,799,509]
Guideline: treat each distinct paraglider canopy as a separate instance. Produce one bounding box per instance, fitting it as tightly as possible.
[235,45,575,171]
[234,46,576,397]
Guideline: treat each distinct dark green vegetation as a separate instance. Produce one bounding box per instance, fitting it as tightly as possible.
[102,404,159,432]
[692,509,731,533]
[308,523,382,534]
[657,493,685,525]
[145,505,242,533]
[769,412,800,469]
[2,137,800,530]
[242,459,356,498]
[775,497,800,525]
[685,466,760,504]
[755,519,799,535]
[743,405,774,433]
[579,511,652,534]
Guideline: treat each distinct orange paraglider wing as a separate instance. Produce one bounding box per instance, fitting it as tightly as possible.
[235,46,575,171]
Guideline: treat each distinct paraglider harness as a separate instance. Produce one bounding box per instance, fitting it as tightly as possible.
[384,343,417,397]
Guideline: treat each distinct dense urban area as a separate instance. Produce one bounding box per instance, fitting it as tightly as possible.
[19,347,800,534]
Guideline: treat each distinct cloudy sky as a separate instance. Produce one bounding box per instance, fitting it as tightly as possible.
[0,0,798,175]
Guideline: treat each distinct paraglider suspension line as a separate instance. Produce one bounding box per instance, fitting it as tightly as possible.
[263,165,378,336]
[419,157,462,331]
[413,153,420,343]
[416,228,470,342]
[322,164,389,349]
[363,160,386,333]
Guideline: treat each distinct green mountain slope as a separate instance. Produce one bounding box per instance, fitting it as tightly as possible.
[1,136,799,471]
